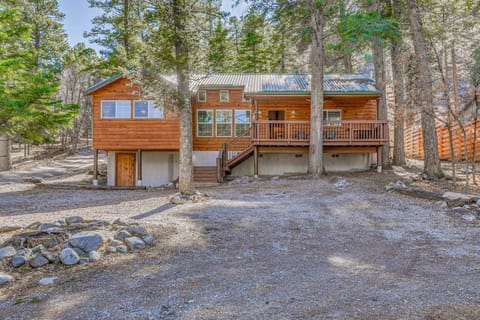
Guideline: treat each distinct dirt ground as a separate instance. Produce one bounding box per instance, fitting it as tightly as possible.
[1,168,480,319]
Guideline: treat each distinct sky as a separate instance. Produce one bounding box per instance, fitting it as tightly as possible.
[58,0,247,52]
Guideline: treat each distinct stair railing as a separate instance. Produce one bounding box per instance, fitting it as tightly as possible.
[225,126,253,162]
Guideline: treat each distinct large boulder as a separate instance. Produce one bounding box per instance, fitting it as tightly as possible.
[68,231,106,253]
[59,248,80,265]
[0,246,16,258]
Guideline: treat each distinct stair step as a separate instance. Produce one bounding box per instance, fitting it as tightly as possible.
[193,166,217,183]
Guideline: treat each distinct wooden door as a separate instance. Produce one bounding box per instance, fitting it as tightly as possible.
[116,153,136,186]
[268,110,285,139]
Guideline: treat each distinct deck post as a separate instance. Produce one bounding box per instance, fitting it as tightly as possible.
[377,146,382,173]
[93,149,98,186]
[254,146,259,178]
[136,149,143,186]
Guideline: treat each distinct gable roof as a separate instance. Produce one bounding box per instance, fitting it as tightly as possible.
[84,73,380,96]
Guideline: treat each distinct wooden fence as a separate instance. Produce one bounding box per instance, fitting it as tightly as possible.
[404,120,480,161]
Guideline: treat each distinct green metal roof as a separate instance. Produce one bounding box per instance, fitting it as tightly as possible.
[85,73,381,96]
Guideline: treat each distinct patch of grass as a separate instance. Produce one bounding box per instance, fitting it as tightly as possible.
[13,296,42,305]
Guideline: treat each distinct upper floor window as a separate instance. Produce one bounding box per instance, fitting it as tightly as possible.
[220,90,229,102]
[134,100,164,118]
[235,110,251,136]
[323,110,341,124]
[101,100,131,118]
[216,110,232,137]
[198,90,207,102]
[197,110,213,137]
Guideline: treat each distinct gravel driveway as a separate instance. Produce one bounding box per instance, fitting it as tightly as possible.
[0,172,479,319]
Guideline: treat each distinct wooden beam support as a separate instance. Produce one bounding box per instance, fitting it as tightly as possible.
[93,149,99,185]
[136,149,143,186]
[254,146,259,177]
[377,146,382,173]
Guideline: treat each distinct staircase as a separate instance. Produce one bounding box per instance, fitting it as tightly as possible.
[217,127,254,182]
[193,166,218,185]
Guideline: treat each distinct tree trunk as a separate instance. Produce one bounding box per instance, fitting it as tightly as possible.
[473,88,479,184]
[173,0,195,195]
[406,0,443,178]
[369,0,389,169]
[391,0,406,166]
[308,0,325,176]
[0,135,11,172]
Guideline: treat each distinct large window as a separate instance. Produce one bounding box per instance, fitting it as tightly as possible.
[197,110,213,137]
[235,110,251,136]
[323,110,342,124]
[216,110,232,137]
[101,100,131,118]
[220,90,229,102]
[134,100,164,118]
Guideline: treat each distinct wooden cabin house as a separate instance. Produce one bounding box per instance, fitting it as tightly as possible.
[84,73,388,187]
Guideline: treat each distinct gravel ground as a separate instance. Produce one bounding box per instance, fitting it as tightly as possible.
[1,171,480,319]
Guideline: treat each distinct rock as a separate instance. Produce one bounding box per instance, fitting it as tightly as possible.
[117,245,128,253]
[110,239,123,247]
[170,193,188,204]
[115,230,132,240]
[27,222,42,229]
[125,237,145,250]
[330,177,352,190]
[72,247,87,257]
[271,176,280,181]
[462,214,476,222]
[30,254,49,268]
[106,246,117,254]
[32,244,45,254]
[0,246,16,258]
[38,223,60,232]
[143,235,155,245]
[65,216,84,225]
[439,201,448,209]
[68,231,106,252]
[443,192,475,208]
[41,252,58,263]
[79,257,89,264]
[59,248,80,265]
[229,176,252,185]
[0,272,14,285]
[127,225,148,237]
[113,217,137,227]
[385,180,407,191]
[56,220,67,226]
[11,255,27,267]
[23,177,43,184]
[88,220,108,227]
[89,251,100,262]
[39,277,58,285]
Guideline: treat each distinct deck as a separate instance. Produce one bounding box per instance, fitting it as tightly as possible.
[251,120,389,146]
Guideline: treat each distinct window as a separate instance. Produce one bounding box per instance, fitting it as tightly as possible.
[197,110,213,137]
[198,90,206,102]
[220,90,229,102]
[235,110,251,136]
[101,100,131,118]
[134,100,164,118]
[323,110,341,125]
[216,110,232,137]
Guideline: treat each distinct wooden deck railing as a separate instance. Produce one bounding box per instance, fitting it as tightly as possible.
[252,120,388,146]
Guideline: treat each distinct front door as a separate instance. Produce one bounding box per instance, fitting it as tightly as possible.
[116,153,136,186]
[268,110,285,139]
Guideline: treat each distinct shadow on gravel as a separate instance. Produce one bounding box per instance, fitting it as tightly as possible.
[131,203,177,220]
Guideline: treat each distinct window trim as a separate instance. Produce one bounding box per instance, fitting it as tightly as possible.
[323,109,342,126]
[133,100,164,119]
[215,109,233,137]
[219,90,229,102]
[234,109,251,137]
[198,90,207,102]
[196,109,214,137]
[101,100,131,119]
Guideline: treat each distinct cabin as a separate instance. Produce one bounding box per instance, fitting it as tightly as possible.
[84,73,388,187]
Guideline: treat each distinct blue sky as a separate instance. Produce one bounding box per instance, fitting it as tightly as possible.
[58,0,247,52]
